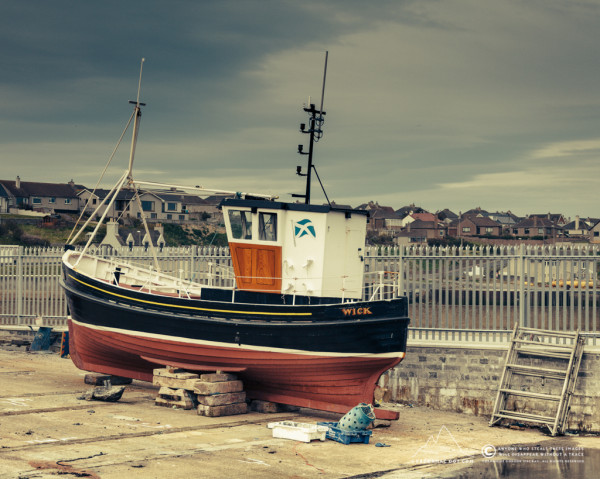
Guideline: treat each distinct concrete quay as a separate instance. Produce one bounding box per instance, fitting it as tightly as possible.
[0,348,598,478]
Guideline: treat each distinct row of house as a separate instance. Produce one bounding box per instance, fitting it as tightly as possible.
[78,188,223,222]
[0,177,224,223]
[360,202,600,244]
[2,176,598,244]
[0,177,81,215]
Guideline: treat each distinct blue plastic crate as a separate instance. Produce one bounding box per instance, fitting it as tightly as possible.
[317,422,372,445]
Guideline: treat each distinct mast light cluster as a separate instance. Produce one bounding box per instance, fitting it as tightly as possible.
[294,51,329,205]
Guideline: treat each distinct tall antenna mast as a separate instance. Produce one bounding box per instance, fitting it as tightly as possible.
[319,51,328,127]
[294,51,329,205]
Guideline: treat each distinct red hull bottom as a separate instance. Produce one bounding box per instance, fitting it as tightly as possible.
[68,320,404,419]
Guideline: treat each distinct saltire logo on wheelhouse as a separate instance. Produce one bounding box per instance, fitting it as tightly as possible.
[294,219,316,238]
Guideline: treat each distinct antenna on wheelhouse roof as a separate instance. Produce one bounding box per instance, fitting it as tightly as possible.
[294,51,331,206]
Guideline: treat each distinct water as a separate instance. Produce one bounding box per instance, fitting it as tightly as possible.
[433,442,599,479]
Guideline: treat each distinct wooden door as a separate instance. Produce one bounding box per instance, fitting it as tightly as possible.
[229,242,282,292]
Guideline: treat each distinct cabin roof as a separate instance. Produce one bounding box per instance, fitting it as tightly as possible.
[220,198,370,216]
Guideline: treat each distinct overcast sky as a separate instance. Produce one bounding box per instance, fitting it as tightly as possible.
[2,0,600,219]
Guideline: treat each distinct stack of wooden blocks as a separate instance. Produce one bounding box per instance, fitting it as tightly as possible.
[153,367,247,417]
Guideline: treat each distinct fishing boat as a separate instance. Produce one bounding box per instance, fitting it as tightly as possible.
[60,58,410,419]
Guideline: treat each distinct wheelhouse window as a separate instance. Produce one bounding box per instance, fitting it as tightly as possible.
[228,210,252,240]
[259,212,277,241]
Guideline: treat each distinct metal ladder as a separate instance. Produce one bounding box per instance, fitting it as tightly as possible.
[490,322,584,436]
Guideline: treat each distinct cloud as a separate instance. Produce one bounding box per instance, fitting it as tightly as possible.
[411,138,600,216]
[2,1,600,219]
[530,140,600,161]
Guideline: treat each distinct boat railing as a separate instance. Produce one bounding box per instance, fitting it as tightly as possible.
[73,250,399,302]
[136,266,164,294]
[229,269,400,302]
[73,251,206,296]
[203,262,236,288]
[365,271,400,301]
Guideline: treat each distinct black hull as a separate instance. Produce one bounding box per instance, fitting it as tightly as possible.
[61,265,410,355]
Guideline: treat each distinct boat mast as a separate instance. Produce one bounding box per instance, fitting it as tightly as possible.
[127,58,146,180]
[295,51,328,205]
[125,59,163,272]
[73,59,150,268]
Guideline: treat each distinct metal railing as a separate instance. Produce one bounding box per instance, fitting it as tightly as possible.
[1,244,599,344]
[365,244,600,345]
[0,245,232,327]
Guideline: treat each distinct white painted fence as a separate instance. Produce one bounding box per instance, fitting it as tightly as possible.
[0,245,233,327]
[386,244,600,345]
[1,244,599,344]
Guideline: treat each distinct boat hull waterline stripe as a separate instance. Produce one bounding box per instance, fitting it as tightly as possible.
[69,317,406,359]
[68,274,312,317]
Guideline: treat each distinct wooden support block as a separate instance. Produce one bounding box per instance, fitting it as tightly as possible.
[155,397,195,410]
[153,368,199,380]
[84,373,132,386]
[194,380,243,396]
[155,387,196,410]
[197,402,248,417]
[196,391,246,407]
[157,386,191,399]
[152,375,200,390]
[199,373,238,383]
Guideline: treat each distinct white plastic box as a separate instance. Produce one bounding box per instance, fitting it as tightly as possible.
[267,421,329,443]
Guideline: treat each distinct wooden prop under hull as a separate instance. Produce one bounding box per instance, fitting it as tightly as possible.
[68,320,403,419]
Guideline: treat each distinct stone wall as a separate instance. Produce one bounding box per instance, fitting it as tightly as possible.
[381,343,600,433]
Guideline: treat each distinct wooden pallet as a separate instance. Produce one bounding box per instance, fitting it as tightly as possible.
[490,322,584,436]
